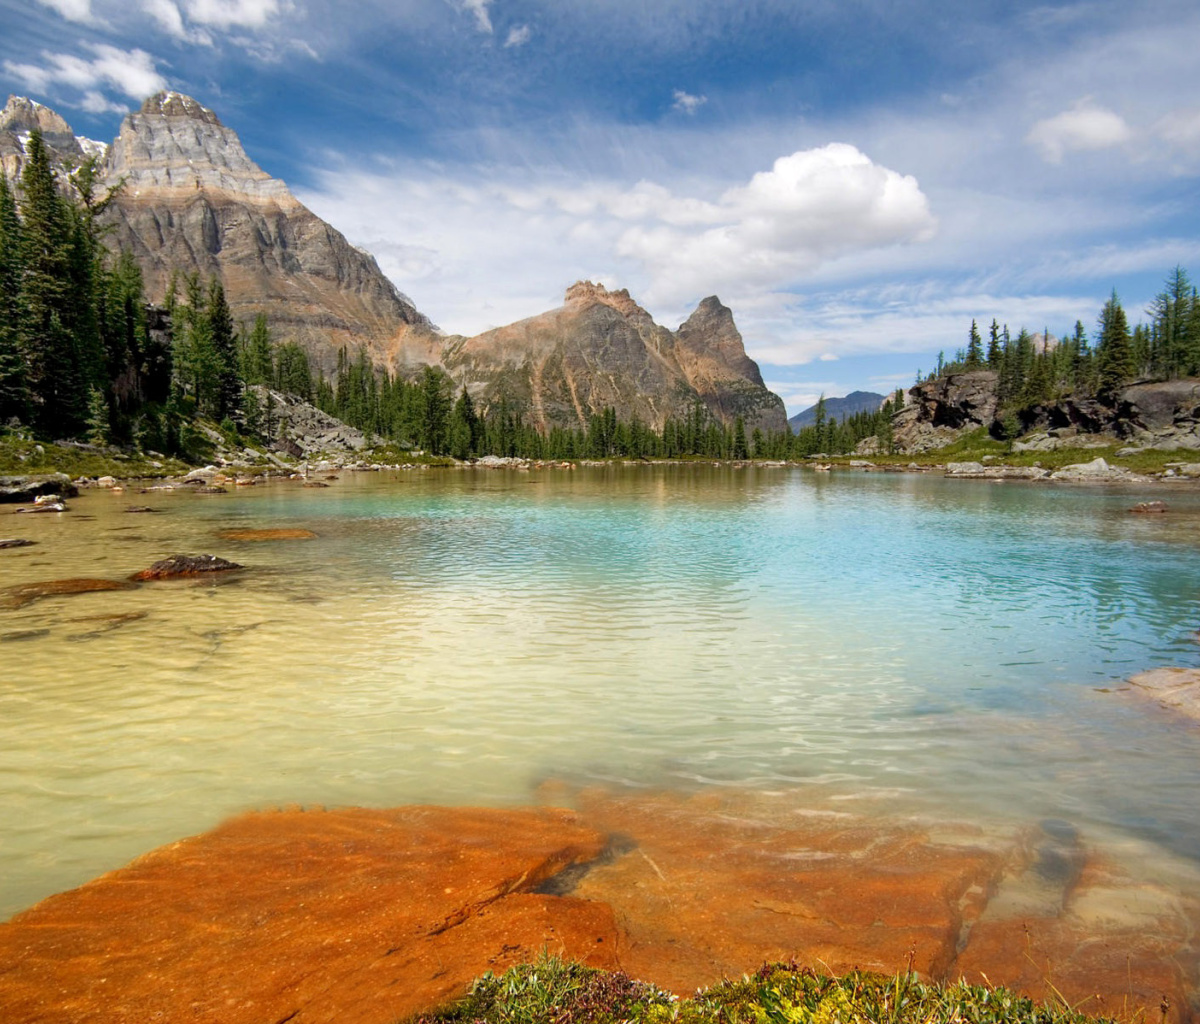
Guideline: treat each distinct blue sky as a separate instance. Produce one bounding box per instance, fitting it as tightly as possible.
[2,0,1199,414]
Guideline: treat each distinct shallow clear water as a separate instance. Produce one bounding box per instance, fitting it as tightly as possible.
[2,465,1200,918]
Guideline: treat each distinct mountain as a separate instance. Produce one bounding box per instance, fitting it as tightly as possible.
[402,281,787,433]
[789,390,885,432]
[2,92,784,431]
[97,92,432,375]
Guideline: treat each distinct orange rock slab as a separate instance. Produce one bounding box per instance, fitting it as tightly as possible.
[0,805,615,1024]
[567,788,1009,994]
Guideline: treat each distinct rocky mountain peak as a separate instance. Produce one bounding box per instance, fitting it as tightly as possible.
[676,294,765,388]
[106,91,290,202]
[140,91,222,125]
[563,280,653,322]
[1,95,85,180]
[2,95,78,140]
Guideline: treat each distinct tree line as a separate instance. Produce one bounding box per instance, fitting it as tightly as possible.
[921,267,1200,422]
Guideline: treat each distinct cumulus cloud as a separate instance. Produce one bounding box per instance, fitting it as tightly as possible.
[34,0,95,23]
[3,44,167,104]
[504,25,532,48]
[459,0,493,34]
[672,89,707,115]
[617,143,936,305]
[1026,99,1132,163]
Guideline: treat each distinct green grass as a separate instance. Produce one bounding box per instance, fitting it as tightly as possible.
[0,434,191,479]
[410,956,1122,1024]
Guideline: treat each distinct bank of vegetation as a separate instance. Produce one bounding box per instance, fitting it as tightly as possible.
[411,956,1120,1024]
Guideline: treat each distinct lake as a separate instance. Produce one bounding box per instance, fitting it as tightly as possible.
[2,464,1200,921]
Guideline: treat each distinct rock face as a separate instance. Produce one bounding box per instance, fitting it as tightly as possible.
[1117,380,1200,449]
[97,92,431,375]
[892,371,998,453]
[418,282,787,433]
[246,384,373,457]
[894,372,1200,454]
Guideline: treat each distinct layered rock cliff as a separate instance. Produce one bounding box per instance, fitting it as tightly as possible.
[413,282,787,433]
[97,92,431,374]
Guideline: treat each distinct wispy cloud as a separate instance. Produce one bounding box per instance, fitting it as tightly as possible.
[3,44,168,105]
[33,0,96,24]
[184,0,286,30]
[459,0,492,34]
[504,25,531,48]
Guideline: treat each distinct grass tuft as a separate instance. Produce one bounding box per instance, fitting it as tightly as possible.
[409,956,1123,1024]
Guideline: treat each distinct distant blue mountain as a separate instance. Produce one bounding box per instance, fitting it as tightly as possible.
[788,391,886,433]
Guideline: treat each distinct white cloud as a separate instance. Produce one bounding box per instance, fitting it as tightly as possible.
[672,89,707,115]
[1026,99,1132,163]
[184,0,284,29]
[3,44,167,104]
[617,143,936,305]
[459,0,493,34]
[504,25,532,48]
[143,0,188,37]
[34,0,95,23]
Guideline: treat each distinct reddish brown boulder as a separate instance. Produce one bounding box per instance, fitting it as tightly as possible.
[0,805,613,1024]
[130,554,243,580]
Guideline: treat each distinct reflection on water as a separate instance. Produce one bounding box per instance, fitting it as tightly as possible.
[2,466,1200,918]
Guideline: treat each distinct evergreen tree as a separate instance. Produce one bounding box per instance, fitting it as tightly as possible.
[966,319,984,369]
[18,129,88,435]
[0,173,26,422]
[418,364,451,454]
[206,278,240,421]
[986,319,1002,368]
[1097,291,1135,399]
[449,385,479,459]
[241,314,273,385]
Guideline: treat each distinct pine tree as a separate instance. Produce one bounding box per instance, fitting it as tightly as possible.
[18,129,88,435]
[986,319,1001,368]
[1097,291,1135,399]
[0,173,27,422]
[207,278,240,421]
[966,320,984,369]
[242,314,273,385]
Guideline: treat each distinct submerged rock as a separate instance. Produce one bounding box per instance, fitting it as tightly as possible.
[216,528,317,541]
[1131,501,1168,514]
[1124,667,1200,725]
[0,806,613,1024]
[130,554,243,581]
[0,538,35,548]
[1,577,138,609]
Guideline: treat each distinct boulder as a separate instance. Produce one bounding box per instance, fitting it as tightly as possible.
[1131,501,1168,514]
[130,554,243,581]
[0,538,35,548]
[0,475,80,504]
[1048,457,1145,482]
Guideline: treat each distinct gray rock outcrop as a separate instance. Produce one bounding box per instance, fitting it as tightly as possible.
[892,371,998,452]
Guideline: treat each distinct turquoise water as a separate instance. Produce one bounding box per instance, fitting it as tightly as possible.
[2,465,1200,917]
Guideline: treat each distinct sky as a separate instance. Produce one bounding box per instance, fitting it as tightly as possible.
[2,0,1199,415]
